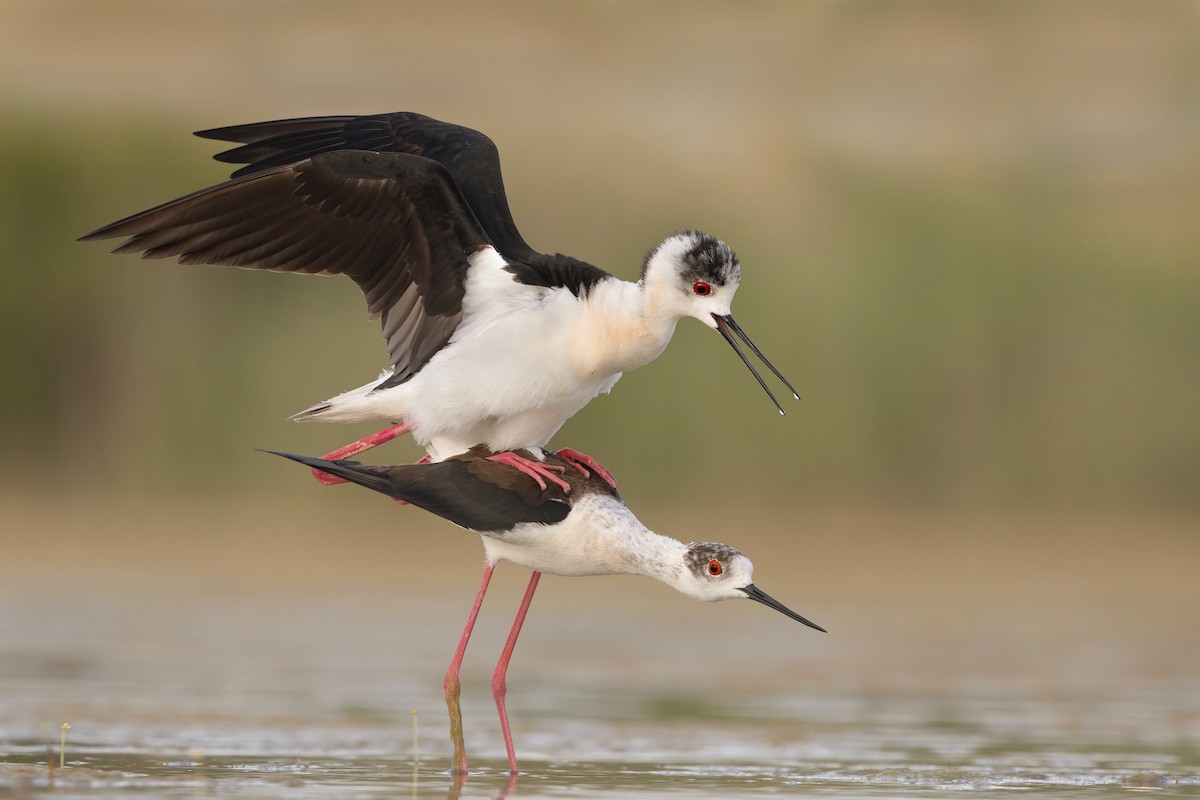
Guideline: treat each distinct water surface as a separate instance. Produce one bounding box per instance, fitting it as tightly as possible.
[2,576,1197,798]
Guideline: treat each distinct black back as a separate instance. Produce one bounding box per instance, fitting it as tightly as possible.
[264,447,620,533]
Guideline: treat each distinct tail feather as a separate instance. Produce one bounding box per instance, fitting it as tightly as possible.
[288,403,332,422]
[289,369,396,422]
[260,450,405,499]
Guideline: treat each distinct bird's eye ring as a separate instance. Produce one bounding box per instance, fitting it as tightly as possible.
[692,281,712,296]
[707,560,723,576]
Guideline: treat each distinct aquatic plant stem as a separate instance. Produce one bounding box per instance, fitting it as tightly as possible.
[411,709,419,763]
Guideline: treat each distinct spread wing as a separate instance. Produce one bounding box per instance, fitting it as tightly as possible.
[196,112,536,261]
[79,150,492,384]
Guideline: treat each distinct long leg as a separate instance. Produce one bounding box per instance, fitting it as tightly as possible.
[310,422,411,484]
[492,571,541,776]
[445,560,496,776]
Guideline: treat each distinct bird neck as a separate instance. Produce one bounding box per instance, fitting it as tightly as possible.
[562,494,690,582]
[608,521,691,587]
[572,278,679,377]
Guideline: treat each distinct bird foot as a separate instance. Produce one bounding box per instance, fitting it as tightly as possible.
[487,451,571,493]
[310,422,411,485]
[554,448,617,489]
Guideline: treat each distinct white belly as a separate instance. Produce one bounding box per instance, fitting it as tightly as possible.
[401,305,625,454]
[298,247,668,460]
[308,288,623,456]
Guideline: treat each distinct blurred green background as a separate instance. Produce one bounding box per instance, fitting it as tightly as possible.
[3,10,1199,787]
[1,0,1197,589]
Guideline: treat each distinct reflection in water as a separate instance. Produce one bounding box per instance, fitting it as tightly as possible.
[0,586,1197,798]
[2,678,1198,799]
[2,751,1196,798]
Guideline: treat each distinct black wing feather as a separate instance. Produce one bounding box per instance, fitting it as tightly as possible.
[262,450,572,532]
[83,113,617,351]
[506,253,610,298]
[79,150,490,384]
[197,112,536,261]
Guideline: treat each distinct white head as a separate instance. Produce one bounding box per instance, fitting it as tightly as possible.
[671,542,826,631]
[641,231,800,415]
[641,230,742,324]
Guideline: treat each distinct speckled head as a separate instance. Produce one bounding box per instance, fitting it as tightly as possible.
[679,230,742,287]
[678,541,826,632]
[642,230,741,289]
[639,230,799,416]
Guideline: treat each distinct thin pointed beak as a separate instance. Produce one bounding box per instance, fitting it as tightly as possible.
[740,584,826,632]
[712,314,800,415]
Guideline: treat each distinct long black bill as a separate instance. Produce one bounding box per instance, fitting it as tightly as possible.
[712,314,800,416]
[740,584,826,632]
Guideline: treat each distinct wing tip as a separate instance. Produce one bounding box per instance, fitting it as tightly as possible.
[76,224,134,246]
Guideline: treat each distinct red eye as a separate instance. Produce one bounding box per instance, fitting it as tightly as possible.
[707,560,723,576]
[692,281,712,296]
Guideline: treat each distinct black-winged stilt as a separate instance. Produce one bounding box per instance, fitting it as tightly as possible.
[79,113,799,489]
[264,446,824,775]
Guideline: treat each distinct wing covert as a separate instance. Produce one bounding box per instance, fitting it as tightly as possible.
[197,112,535,260]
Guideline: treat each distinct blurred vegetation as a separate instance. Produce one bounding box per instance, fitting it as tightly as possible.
[1,0,1197,513]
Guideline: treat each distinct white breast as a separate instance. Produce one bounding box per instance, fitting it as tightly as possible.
[401,251,635,454]
[309,248,679,459]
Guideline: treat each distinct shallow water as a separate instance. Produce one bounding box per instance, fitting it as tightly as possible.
[2,573,1198,798]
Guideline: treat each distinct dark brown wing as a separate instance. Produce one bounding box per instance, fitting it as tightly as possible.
[196,112,536,261]
[79,150,492,384]
[261,449,573,532]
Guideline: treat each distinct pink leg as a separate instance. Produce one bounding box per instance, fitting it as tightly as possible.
[445,560,496,776]
[498,773,519,798]
[492,571,541,776]
[553,448,617,489]
[486,452,570,493]
[310,422,411,485]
